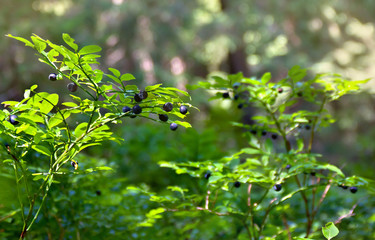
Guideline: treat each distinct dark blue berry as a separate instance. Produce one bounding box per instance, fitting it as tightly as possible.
[163,102,173,112]
[234,181,241,188]
[170,123,178,131]
[96,190,101,196]
[262,130,267,136]
[9,115,19,125]
[222,92,230,98]
[305,125,311,130]
[237,103,243,109]
[132,105,142,114]
[350,186,358,193]
[285,164,291,170]
[122,106,131,113]
[179,106,188,115]
[49,73,57,81]
[271,133,278,139]
[139,90,148,100]
[273,184,282,191]
[159,114,168,122]
[134,93,142,102]
[67,83,78,92]
[204,172,211,179]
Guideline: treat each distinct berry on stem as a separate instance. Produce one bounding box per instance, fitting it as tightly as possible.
[277,88,283,93]
[273,183,282,192]
[67,82,78,92]
[234,181,241,188]
[163,102,173,112]
[170,123,178,131]
[204,171,211,179]
[96,190,101,196]
[285,164,291,170]
[305,124,311,130]
[261,130,267,136]
[234,94,239,100]
[48,73,57,81]
[139,90,148,100]
[237,103,243,109]
[179,105,188,115]
[222,92,230,99]
[350,186,358,193]
[271,133,278,140]
[122,106,131,113]
[159,114,168,122]
[9,115,19,125]
[134,93,142,102]
[132,105,142,114]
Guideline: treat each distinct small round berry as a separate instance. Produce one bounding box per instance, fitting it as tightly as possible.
[310,172,316,176]
[234,181,241,188]
[297,92,303,97]
[262,130,267,136]
[48,73,57,81]
[9,115,19,125]
[71,161,78,170]
[163,102,173,112]
[134,93,142,102]
[277,88,283,93]
[130,115,137,118]
[338,184,348,190]
[159,114,168,122]
[285,164,291,170]
[250,129,257,135]
[349,186,358,194]
[305,125,311,130]
[204,171,211,179]
[132,105,142,114]
[67,82,78,92]
[271,133,278,140]
[222,92,230,98]
[237,103,243,109]
[179,106,188,115]
[234,94,239,100]
[139,90,148,100]
[273,184,282,192]
[170,123,178,131]
[96,190,101,196]
[122,106,131,113]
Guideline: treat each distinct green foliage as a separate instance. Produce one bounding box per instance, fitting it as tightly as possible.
[322,222,339,240]
[1,34,193,239]
[1,32,374,239]
[152,68,372,239]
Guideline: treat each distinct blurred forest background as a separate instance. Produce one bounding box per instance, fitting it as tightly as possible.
[1,0,375,239]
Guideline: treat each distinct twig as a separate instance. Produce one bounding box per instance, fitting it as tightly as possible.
[334,202,358,224]
[282,214,292,240]
[205,190,211,210]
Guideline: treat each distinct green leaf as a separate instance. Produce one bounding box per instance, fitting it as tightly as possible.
[40,94,59,114]
[174,121,192,128]
[261,72,271,84]
[6,34,34,48]
[62,33,78,51]
[120,73,136,81]
[79,45,102,55]
[32,145,51,156]
[322,222,339,240]
[31,36,47,53]
[108,68,121,78]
